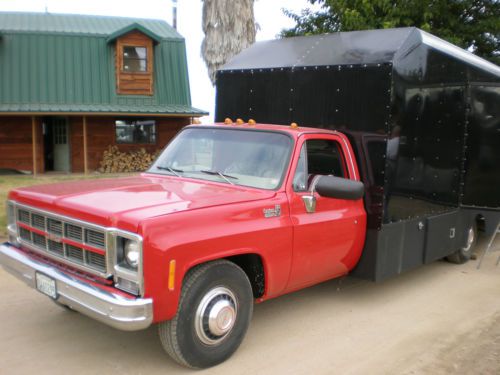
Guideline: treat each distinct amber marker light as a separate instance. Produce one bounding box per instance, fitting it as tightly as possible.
[290,122,299,129]
[224,118,233,125]
[248,119,256,125]
[236,118,244,125]
[168,260,176,291]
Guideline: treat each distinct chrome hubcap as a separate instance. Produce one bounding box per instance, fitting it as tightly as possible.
[463,227,475,252]
[195,287,237,345]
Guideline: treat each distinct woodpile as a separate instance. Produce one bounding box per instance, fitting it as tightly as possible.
[99,146,161,173]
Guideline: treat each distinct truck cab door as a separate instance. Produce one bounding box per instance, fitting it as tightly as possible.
[285,134,367,291]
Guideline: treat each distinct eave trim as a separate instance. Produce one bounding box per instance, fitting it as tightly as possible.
[106,23,163,44]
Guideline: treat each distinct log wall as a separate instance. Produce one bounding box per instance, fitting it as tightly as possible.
[0,116,43,173]
[70,116,189,172]
[115,31,154,95]
[0,116,189,173]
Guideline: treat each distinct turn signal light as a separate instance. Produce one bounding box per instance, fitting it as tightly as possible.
[168,260,176,291]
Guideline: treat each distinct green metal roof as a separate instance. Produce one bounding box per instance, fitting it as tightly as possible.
[0,103,205,116]
[0,12,207,116]
[0,12,183,40]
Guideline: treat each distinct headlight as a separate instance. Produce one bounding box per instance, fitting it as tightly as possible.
[109,231,143,296]
[124,240,140,269]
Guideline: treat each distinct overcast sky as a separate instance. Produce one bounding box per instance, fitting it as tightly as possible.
[0,0,316,122]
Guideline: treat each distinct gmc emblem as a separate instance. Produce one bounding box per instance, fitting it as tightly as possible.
[47,233,62,243]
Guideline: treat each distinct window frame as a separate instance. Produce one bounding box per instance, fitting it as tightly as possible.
[122,45,149,73]
[292,137,350,192]
[115,119,157,145]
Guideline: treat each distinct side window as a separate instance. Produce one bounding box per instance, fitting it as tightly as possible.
[293,139,347,192]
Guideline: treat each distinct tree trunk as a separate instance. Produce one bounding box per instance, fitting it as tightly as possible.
[202,0,256,85]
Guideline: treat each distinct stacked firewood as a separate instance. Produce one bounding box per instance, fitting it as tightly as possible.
[99,146,161,173]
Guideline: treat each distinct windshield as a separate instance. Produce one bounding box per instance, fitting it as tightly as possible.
[149,128,293,189]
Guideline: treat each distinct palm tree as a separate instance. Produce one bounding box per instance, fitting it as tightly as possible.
[202,0,256,85]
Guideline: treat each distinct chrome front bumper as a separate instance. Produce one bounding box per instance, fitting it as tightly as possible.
[0,243,153,331]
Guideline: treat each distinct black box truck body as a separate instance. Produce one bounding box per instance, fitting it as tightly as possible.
[215,27,500,280]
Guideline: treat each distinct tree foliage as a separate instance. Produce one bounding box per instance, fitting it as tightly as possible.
[281,0,500,64]
[202,0,256,85]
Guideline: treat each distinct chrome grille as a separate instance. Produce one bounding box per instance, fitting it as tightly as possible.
[47,218,63,235]
[15,205,108,275]
[85,229,105,249]
[87,251,107,271]
[31,214,45,229]
[48,240,64,257]
[20,227,31,241]
[65,223,83,241]
[67,244,84,264]
[33,232,47,249]
[18,209,30,224]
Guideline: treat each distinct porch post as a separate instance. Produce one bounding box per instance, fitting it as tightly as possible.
[83,115,88,175]
[31,116,37,177]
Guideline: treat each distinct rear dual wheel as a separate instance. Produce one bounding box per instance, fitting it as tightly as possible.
[158,260,253,369]
[446,224,477,264]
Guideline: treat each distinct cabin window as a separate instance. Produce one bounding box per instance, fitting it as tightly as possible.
[123,46,148,72]
[116,119,156,144]
[293,139,347,191]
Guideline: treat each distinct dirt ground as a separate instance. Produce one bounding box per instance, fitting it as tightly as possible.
[0,235,499,375]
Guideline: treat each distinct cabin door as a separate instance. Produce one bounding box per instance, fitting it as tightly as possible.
[44,117,70,172]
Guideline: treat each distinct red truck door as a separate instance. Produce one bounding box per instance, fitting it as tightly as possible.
[285,133,367,291]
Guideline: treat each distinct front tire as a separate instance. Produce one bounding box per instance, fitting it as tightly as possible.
[446,224,477,264]
[158,260,253,369]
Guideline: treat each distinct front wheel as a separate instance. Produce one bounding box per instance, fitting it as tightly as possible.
[158,260,253,369]
[446,224,477,264]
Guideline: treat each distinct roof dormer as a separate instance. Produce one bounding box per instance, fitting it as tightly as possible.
[107,23,161,96]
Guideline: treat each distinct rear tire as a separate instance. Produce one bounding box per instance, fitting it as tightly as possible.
[158,260,253,369]
[446,224,477,264]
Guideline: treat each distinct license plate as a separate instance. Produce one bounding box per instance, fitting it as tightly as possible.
[35,273,57,299]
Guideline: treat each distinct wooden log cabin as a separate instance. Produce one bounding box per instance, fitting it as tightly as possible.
[0,12,206,174]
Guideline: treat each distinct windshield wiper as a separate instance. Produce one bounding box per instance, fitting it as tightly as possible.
[156,166,183,177]
[200,169,238,185]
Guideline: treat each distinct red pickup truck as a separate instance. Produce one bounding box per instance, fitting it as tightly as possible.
[1,122,374,368]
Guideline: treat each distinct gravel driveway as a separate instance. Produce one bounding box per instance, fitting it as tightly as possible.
[0,235,499,374]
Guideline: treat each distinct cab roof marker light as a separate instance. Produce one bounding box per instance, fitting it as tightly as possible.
[236,118,244,125]
[224,118,233,125]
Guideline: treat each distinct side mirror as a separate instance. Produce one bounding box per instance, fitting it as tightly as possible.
[315,175,364,200]
[302,175,364,213]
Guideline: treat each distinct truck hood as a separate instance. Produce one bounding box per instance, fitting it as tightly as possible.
[9,175,276,232]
